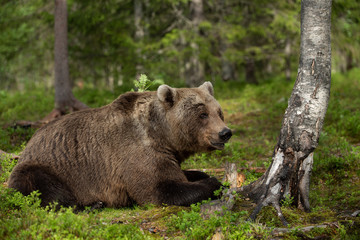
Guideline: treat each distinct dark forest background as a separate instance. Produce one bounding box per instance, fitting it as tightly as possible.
[1,0,359,90]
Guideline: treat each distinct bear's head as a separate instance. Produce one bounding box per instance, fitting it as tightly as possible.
[157,82,232,153]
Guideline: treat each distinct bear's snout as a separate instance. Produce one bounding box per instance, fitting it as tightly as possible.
[219,128,232,142]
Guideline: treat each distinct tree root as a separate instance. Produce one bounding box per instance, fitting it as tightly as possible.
[200,188,237,216]
[246,189,289,226]
[42,98,89,123]
[200,186,290,226]
[271,222,339,237]
[41,109,63,123]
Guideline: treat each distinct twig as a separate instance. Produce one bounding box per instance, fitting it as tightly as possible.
[271,222,338,236]
[186,167,266,173]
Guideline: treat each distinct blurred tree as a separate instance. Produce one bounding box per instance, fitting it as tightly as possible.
[0,0,52,90]
[67,0,135,88]
[284,38,292,81]
[268,0,301,81]
[332,0,360,72]
[184,0,205,87]
[0,0,359,90]
[44,0,88,120]
[134,0,144,78]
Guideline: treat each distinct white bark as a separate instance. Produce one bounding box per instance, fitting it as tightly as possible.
[279,0,332,154]
[235,0,332,225]
[266,150,284,185]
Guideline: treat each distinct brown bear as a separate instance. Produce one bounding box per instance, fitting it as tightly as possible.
[8,82,232,208]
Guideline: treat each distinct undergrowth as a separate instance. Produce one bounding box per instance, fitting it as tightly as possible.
[0,69,359,239]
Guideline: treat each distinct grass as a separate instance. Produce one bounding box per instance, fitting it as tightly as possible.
[1,68,360,239]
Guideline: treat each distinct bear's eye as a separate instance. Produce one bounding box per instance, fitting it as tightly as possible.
[218,109,224,121]
[200,113,208,119]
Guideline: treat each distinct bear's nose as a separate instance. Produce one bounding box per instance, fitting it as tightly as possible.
[219,128,232,142]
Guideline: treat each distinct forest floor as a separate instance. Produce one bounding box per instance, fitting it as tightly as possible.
[1,69,359,239]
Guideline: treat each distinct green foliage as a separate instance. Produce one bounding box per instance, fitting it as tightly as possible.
[2,0,359,89]
[132,74,164,92]
[0,70,359,239]
[134,74,151,92]
[281,195,294,208]
[307,69,360,212]
[0,184,147,239]
[0,154,19,183]
[0,0,53,89]
[0,87,54,125]
[0,127,35,153]
[167,203,257,239]
[332,0,360,72]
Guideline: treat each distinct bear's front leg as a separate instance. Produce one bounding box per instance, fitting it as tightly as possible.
[183,170,211,182]
[156,177,222,206]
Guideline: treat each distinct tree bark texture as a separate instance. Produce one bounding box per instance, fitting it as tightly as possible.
[54,0,87,114]
[185,0,205,87]
[239,0,332,225]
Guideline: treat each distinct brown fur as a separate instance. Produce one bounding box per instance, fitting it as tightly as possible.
[8,82,232,208]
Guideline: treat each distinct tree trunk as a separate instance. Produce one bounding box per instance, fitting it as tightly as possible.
[285,38,292,81]
[238,0,332,225]
[244,52,258,84]
[345,53,353,71]
[134,0,144,75]
[184,0,205,87]
[50,0,87,119]
[220,41,235,81]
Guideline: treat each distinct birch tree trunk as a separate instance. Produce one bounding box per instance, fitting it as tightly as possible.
[47,0,87,120]
[238,0,332,225]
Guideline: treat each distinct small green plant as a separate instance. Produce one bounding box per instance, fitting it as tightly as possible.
[281,194,294,208]
[214,182,230,197]
[133,74,164,92]
[0,155,18,183]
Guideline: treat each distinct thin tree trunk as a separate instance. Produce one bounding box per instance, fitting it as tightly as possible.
[220,41,234,81]
[285,38,292,81]
[345,53,353,71]
[184,0,205,87]
[134,0,144,75]
[49,0,87,119]
[240,0,332,225]
[245,52,258,84]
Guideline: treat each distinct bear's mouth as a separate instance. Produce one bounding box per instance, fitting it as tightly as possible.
[210,142,225,150]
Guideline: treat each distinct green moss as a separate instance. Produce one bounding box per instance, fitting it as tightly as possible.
[1,70,360,239]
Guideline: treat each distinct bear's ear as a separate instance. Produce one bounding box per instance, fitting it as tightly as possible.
[157,84,177,106]
[198,81,214,96]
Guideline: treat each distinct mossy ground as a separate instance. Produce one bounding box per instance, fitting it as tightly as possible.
[1,69,359,239]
